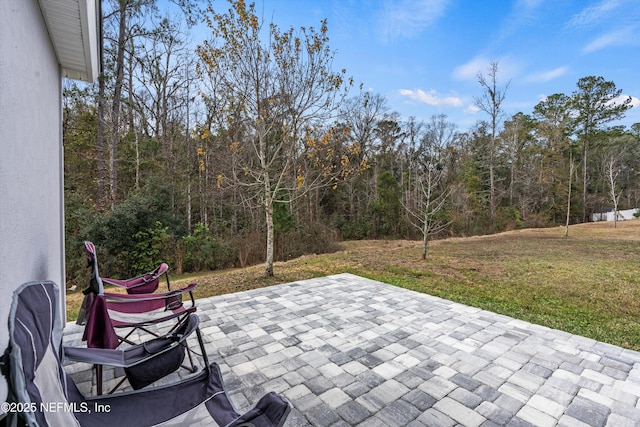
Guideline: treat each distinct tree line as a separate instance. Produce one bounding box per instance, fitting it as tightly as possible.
[63,0,639,284]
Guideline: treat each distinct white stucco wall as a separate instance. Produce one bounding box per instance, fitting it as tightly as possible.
[0,0,66,404]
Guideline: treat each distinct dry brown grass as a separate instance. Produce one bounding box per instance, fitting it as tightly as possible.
[66,220,640,350]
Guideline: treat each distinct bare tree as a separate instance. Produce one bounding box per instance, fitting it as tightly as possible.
[565,158,575,237]
[99,0,201,208]
[603,142,628,229]
[403,115,454,259]
[338,92,388,227]
[474,61,510,226]
[197,0,357,276]
[107,0,133,207]
[131,16,195,217]
[606,155,622,228]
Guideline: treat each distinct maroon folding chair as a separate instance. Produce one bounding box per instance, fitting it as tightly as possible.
[78,243,199,394]
[84,241,171,294]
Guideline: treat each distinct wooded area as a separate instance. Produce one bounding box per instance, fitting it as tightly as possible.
[63,0,639,284]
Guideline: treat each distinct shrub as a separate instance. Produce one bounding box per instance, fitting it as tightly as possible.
[182,223,234,272]
[497,207,523,231]
[131,222,172,273]
[82,178,178,277]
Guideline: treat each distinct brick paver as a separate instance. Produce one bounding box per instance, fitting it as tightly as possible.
[64,273,640,426]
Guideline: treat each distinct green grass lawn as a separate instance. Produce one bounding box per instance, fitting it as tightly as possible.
[66,221,640,351]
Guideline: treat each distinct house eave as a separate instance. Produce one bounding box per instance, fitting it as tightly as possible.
[37,0,100,83]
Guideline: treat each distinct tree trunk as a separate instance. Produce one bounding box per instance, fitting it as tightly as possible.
[422,218,429,260]
[489,150,496,224]
[474,62,508,228]
[96,21,106,210]
[565,158,574,237]
[509,163,515,206]
[582,140,588,223]
[97,73,106,210]
[109,1,129,208]
[264,176,275,277]
[187,176,191,232]
[135,130,140,189]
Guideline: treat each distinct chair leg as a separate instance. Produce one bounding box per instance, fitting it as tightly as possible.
[114,326,139,347]
[182,342,197,373]
[95,364,103,395]
[107,376,129,394]
[118,320,183,346]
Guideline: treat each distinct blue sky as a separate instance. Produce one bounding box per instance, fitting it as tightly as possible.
[185,0,640,131]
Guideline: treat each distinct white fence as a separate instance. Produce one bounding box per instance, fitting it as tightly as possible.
[591,208,639,222]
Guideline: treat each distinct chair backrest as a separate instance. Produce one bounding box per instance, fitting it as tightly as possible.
[83,241,104,296]
[84,241,169,294]
[5,281,85,427]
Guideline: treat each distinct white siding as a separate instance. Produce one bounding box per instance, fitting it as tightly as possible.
[591,209,639,222]
[0,0,66,403]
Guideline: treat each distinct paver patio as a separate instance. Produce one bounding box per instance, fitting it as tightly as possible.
[63,273,640,426]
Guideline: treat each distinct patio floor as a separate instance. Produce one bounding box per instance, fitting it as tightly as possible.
[63,273,640,426]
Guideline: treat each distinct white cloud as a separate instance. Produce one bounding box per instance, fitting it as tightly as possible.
[606,94,639,108]
[582,27,635,53]
[568,0,622,28]
[332,1,368,39]
[516,0,544,8]
[497,0,545,41]
[399,89,463,107]
[464,105,480,114]
[452,55,520,82]
[452,56,491,81]
[623,98,640,127]
[524,67,569,83]
[603,96,640,128]
[378,0,450,42]
[536,94,549,103]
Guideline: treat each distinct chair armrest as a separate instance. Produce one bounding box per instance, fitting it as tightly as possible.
[65,314,200,368]
[103,282,197,302]
[64,346,128,367]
